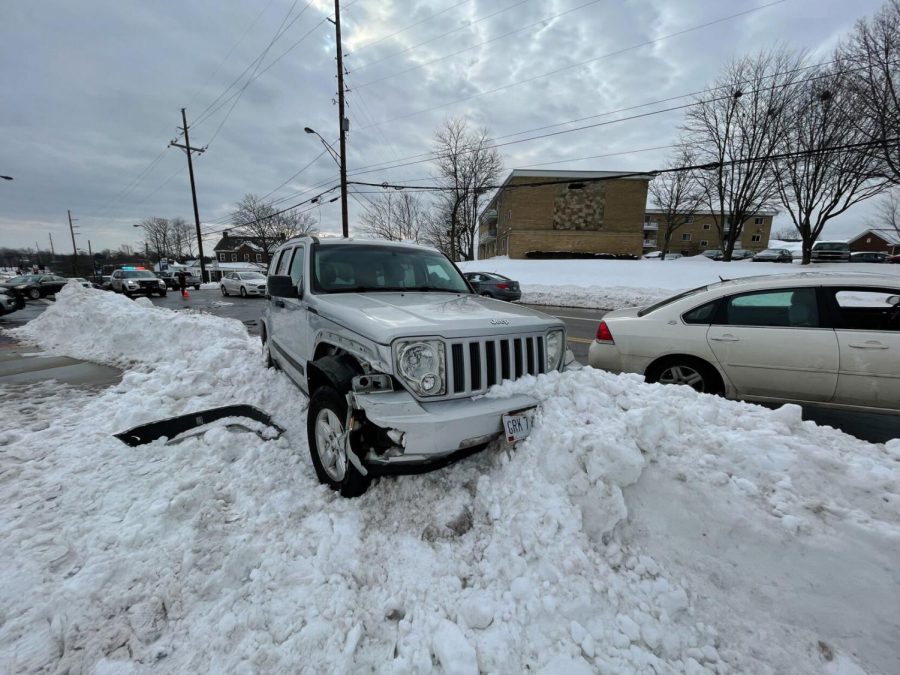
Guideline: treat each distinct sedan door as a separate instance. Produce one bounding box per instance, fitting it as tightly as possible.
[706,287,839,402]
[825,287,900,411]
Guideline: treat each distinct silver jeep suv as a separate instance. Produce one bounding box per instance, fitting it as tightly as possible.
[261,237,574,496]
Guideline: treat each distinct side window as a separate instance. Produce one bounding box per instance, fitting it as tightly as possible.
[288,247,305,288]
[276,248,293,276]
[830,288,900,332]
[683,300,718,325]
[722,288,819,328]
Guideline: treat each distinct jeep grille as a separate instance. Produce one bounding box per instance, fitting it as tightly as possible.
[448,333,548,396]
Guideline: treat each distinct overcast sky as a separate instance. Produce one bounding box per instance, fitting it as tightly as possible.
[0,0,888,256]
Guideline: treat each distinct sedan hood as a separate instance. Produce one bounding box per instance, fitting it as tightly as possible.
[312,292,563,342]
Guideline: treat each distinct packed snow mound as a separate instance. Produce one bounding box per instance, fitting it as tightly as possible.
[2,288,898,673]
[520,284,670,310]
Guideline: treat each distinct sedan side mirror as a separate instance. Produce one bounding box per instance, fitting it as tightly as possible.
[267,275,295,298]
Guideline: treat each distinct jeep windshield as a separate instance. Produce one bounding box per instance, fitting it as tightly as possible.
[312,244,470,294]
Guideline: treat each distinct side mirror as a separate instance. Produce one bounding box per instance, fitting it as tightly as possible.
[267,275,295,298]
[886,295,900,307]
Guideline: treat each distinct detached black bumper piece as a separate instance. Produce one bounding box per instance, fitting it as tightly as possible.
[115,404,284,446]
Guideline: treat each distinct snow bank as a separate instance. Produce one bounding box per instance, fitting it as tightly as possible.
[459,258,900,309]
[2,284,898,673]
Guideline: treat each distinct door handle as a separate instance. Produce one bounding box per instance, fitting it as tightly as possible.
[710,335,740,342]
[274,299,285,308]
[848,341,888,349]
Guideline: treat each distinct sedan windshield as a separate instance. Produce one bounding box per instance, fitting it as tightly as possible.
[312,244,470,294]
[239,272,265,280]
[122,271,157,279]
[6,275,41,284]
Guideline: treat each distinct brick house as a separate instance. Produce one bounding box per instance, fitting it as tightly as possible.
[478,170,655,259]
[643,209,775,255]
[846,228,900,254]
[213,235,274,265]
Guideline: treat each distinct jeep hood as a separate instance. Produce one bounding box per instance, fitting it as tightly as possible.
[314,292,563,342]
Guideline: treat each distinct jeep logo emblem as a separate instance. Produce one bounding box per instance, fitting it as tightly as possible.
[490,319,510,325]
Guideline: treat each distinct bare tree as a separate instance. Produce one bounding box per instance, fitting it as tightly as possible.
[231,193,316,264]
[432,119,503,261]
[843,0,900,183]
[359,192,424,242]
[684,48,806,260]
[169,217,196,259]
[648,145,704,259]
[137,217,172,262]
[773,64,888,264]
[867,188,900,238]
[773,227,802,241]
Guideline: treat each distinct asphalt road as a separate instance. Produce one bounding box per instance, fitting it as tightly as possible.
[3,290,899,443]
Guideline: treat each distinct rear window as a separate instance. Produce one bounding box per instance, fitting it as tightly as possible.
[638,285,709,317]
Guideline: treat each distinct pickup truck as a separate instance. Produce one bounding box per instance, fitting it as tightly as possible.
[260,237,577,496]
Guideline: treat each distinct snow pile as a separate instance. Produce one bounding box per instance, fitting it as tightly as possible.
[459,258,900,309]
[2,285,898,673]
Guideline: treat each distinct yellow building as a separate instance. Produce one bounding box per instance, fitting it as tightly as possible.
[643,209,774,255]
[478,170,654,259]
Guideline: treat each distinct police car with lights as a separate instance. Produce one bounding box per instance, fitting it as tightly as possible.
[260,236,578,497]
[109,267,167,297]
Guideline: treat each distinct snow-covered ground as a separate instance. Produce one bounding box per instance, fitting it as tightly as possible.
[1,284,898,673]
[459,250,900,309]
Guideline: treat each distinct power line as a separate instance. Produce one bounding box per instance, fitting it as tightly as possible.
[345,0,470,56]
[360,0,787,129]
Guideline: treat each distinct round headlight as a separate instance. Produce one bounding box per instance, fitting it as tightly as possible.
[395,340,446,396]
[546,329,564,371]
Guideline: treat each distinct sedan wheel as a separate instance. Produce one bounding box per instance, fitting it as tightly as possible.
[28,288,41,300]
[648,358,723,395]
[657,364,706,390]
[221,285,228,296]
[240,286,247,297]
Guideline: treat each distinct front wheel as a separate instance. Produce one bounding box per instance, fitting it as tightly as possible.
[28,288,41,300]
[159,291,167,297]
[240,286,247,297]
[194,285,200,291]
[307,386,370,498]
[221,285,228,296]
[646,358,723,395]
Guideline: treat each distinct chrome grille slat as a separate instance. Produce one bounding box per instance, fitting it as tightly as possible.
[447,332,552,398]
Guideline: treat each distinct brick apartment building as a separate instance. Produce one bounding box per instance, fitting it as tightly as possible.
[643,209,775,255]
[478,170,655,259]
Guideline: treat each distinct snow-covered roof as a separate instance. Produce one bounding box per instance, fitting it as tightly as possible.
[848,228,900,245]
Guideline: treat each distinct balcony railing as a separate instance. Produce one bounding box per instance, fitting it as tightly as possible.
[643,222,659,231]
[642,239,657,247]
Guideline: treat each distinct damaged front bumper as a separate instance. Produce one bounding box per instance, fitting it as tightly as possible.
[348,388,539,472]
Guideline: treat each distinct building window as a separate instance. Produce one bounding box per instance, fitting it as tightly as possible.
[751,234,762,242]
[866,237,872,243]
[244,253,250,261]
[681,233,692,242]
[256,253,262,262]
[231,253,237,261]
[644,214,651,224]
[754,217,764,225]
[686,215,694,224]
[700,239,709,247]
[218,253,226,261]
[703,223,711,230]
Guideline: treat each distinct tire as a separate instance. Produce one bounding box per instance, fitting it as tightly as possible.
[481,291,493,298]
[261,329,276,369]
[307,386,370,498]
[28,288,41,300]
[221,285,228,296]
[645,357,724,395]
[240,286,247,297]
[124,292,133,299]
[159,291,167,297]
[194,285,200,291]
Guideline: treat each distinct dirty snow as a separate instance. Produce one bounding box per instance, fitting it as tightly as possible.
[1,284,898,673]
[459,254,900,310]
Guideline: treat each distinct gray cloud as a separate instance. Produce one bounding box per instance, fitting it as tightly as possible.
[0,0,887,254]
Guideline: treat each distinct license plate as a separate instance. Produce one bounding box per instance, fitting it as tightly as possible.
[502,410,533,444]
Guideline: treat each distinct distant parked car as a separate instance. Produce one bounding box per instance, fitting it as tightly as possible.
[71,277,104,289]
[701,249,721,260]
[109,268,167,297]
[888,253,900,264]
[811,241,851,262]
[156,271,179,289]
[731,249,756,260]
[462,272,522,301]
[589,272,900,413]
[0,274,68,300]
[0,289,21,316]
[642,251,683,260]
[850,251,888,263]
[221,271,267,297]
[753,248,793,263]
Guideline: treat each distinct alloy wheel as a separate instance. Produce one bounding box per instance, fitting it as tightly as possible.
[314,408,347,482]
[658,364,705,392]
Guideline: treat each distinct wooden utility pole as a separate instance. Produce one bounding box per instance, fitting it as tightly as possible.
[333,0,349,238]
[48,233,55,256]
[68,209,79,276]
[170,109,208,282]
[88,239,94,277]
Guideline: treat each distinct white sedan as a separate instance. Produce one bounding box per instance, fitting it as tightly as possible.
[221,271,267,297]
[589,272,900,413]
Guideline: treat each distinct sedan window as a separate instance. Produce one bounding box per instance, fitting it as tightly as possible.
[682,300,719,325]
[829,288,900,332]
[722,288,819,328]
